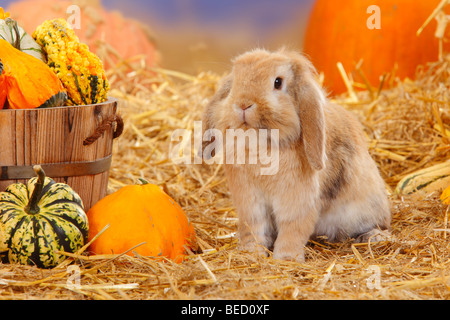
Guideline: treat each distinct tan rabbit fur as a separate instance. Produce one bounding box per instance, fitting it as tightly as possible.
[201,48,391,262]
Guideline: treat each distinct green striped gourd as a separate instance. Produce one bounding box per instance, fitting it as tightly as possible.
[0,17,46,62]
[395,161,450,197]
[0,165,88,268]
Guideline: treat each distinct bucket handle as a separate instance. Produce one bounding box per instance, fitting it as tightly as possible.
[83,114,124,146]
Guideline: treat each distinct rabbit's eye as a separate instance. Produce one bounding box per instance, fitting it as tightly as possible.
[274,77,283,90]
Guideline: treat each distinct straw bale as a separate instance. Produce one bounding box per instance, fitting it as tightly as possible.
[1,52,449,300]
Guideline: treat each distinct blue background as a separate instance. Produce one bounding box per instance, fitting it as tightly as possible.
[2,0,314,30]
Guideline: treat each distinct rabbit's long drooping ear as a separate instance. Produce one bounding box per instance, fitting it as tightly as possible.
[287,52,326,171]
[202,73,233,132]
[200,74,233,159]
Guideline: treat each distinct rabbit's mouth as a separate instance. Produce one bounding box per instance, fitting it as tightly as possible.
[233,103,257,128]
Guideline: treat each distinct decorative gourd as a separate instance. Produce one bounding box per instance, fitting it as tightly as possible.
[87,180,197,263]
[0,221,7,254]
[33,18,110,106]
[304,0,450,94]
[8,0,159,70]
[0,7,9,19]
[0,14,46,62]
[441,185,450,204]
[0,166,89,268]
[0,39,67,109]
[395,161,450,197]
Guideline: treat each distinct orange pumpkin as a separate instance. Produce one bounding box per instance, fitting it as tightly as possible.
[7,0,159,70]
[442,185,450,204]
[0,40,66,109]
[303,0,450,94]
[87,181,197,263]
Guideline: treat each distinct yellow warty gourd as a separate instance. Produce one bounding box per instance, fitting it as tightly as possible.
[32,18,109,106]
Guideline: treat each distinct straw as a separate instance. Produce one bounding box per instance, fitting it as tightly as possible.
[1,55,448,299]
[1,3,450,300]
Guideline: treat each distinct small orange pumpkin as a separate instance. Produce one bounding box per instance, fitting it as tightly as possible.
[0,39,67,109]
[86,180,197,263]
[442,185,450,205]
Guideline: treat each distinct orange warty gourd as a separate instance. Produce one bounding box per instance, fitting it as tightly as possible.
[87,181,197,263]
[0,40,66,109]
[8,0,159,69]
[303,0,450,94]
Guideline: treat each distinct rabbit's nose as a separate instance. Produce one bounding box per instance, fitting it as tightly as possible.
[240,103,254,111]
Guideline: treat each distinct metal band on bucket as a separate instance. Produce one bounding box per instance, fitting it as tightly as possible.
[0,155,112,180]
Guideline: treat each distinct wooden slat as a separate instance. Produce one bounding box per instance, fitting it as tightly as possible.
[89,102,117,209]
[0,110,16,191]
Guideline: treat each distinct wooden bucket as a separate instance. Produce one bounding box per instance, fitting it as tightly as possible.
[0,98,122,211]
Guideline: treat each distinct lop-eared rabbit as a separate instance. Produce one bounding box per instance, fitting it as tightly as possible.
[201,48,391,262]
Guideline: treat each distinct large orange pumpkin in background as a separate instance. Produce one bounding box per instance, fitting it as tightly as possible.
[304,0,450,95]
[7,0,159,69]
